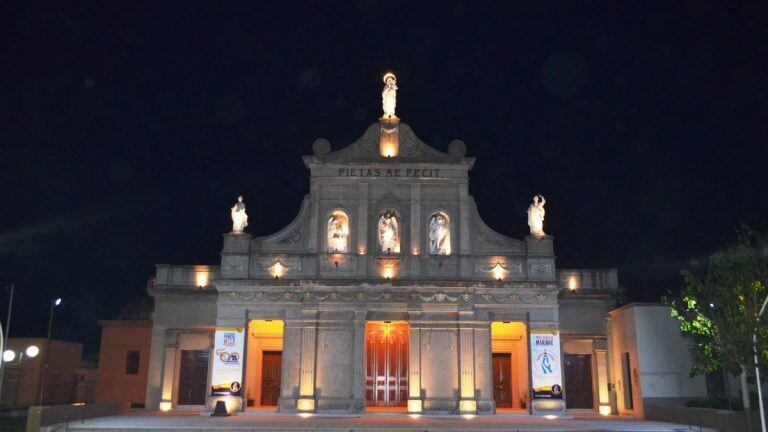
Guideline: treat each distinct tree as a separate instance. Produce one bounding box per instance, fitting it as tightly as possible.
[665,226,768,413]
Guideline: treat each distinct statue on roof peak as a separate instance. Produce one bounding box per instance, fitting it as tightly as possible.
[382,72,398,119]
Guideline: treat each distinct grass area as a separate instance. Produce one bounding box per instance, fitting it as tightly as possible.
[0,418,25,432]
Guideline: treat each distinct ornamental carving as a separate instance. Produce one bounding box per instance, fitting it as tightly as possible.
[225,290,552,305]
[277,230,302,246]
[476,262,523,274]
[401,139,418,155]
[529,263,553,274]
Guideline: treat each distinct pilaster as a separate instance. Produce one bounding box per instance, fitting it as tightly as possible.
[144,324,168,410]
[410,183,421,263]
[352,311,367,411]
[407,312,423,413]
[458,311,477,414]
[159,340,178,410]
[297,310,318,412]
[473,312,493,414]
[356,182,368,275]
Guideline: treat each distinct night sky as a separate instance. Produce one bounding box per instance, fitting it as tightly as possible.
[2,2,768,352]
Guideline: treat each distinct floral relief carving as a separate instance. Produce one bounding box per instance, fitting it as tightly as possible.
[224,290,552,305]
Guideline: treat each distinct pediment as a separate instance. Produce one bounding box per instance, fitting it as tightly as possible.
[306,122,469,165]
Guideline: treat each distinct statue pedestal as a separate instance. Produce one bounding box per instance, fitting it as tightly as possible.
[222,232,251,253]
[221,233,251,279]
[525,234,553,255]
[379,117,400,157]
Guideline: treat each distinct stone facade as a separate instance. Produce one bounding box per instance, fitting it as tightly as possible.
[146,120,620,416]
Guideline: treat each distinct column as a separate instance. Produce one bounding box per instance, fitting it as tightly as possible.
[458,311,477,414]
[352,311,366,411]
[159,338,178,411]
[407,312,422,413]
[297,310,318,412]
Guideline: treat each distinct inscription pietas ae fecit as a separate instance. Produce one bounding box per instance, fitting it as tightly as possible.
[337,167,441,178]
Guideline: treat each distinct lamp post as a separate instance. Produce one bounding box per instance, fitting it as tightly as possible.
[0,284,14,400]
[754,295,768,432]
[2,346,39,408]
[38,298,61,406]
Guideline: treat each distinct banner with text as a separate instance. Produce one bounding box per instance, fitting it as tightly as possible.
[210,327,244,397]
[530,330,563,400]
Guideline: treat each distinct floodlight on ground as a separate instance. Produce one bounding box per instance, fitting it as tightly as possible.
[2,350,15,362]
[26,345,39,358]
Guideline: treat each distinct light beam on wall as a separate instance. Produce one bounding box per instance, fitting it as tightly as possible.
[270,261,285,279]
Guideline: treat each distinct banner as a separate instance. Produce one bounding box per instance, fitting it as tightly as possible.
[210,327,244,397]
[530,330,563,400]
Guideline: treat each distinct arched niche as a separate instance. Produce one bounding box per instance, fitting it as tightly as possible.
[377,210,401,254]
[326,210,350,253]
[428,211,451,255]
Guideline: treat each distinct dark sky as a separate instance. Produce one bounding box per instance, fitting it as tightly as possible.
[2,1,768,352]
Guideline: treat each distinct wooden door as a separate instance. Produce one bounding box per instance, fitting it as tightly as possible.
[365,323,408,407]
[178,350,209,405]
[260,351,282,406]
[564,354,594,409]
[493,353,513,408]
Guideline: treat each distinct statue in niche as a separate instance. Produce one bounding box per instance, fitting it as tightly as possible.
[527,194,546,237]
[382,72,398,118]
[377,210,400,254]
[429,213,451,255]
[231,195,248,233]
[327,213,349,253]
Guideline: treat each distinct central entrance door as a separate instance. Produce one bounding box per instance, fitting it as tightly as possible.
[492,353,513,408]
[178,350,209,405]
[365,322,408,408]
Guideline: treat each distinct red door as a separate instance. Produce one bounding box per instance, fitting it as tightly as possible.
[365,323,408,407]
[260,351,282,406]
[493,353,513,408]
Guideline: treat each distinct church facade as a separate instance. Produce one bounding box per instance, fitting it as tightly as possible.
[144,77,619,416]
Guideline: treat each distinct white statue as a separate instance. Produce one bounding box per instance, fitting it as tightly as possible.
[327,214,349,253]
[230,195,248,233]
[527,195,546,237]
[429,213,451,255]
[382,72,397,118]
[377,211,400,253]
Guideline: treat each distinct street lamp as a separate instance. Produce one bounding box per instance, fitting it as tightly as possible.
[2,345,39,408]
[2,345,40,363]
[38,298,61,406]
[0,284,14,401]
[754,295,768,432]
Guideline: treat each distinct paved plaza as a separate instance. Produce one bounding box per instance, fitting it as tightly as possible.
[64,411,713,432]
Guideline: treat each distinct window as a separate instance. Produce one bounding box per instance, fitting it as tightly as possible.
[125,351,140,375]
[327,211,350,253]
[377,210,400,254]
[428,212,451,255]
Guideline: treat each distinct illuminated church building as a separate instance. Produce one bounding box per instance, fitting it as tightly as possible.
[145,74,621,416]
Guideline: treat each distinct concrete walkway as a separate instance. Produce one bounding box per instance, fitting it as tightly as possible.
[63,411,715,432]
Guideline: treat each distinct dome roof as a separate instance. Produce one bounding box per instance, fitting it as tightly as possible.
[118,297,155,321]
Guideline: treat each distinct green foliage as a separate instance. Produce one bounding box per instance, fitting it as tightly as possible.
[664,226,768,377]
